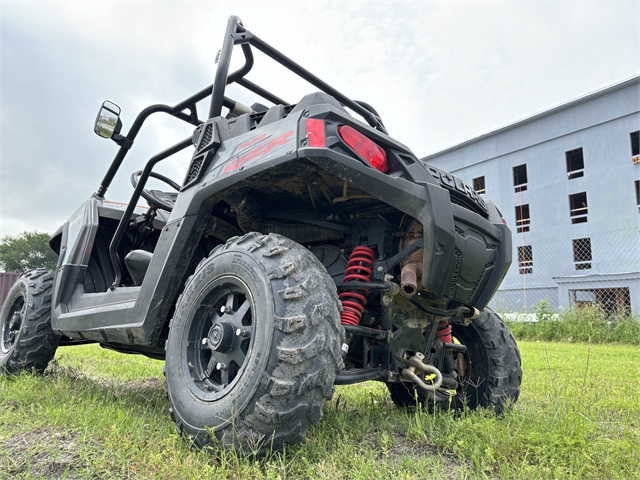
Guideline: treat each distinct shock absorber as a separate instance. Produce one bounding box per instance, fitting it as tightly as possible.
[435,320,453,344]
[339,246,375,326]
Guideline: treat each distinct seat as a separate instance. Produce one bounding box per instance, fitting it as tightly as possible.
[124,250,153,286]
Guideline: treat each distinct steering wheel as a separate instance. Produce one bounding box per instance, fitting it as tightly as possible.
[130,170,181,212]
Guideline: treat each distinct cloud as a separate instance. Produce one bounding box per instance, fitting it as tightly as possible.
[1,2,637,237]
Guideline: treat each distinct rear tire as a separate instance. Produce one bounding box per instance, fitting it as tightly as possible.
[0,269,59,374]
[164,233,345,453]
[387,308,521,414]
[452,307,521,413]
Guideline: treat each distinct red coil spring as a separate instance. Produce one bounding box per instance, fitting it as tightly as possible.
[436,321,453,344]
[339,246,375,326]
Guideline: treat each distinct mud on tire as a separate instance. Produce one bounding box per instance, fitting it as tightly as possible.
[164,233,345,453]
[0,269,59,374]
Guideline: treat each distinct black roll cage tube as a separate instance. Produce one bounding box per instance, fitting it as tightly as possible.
[96,14,387,199]
[102,15,388,287]
[108,137,193,288]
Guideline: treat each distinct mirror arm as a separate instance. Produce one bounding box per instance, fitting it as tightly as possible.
[112,133,133,149]
[97,104,174,198]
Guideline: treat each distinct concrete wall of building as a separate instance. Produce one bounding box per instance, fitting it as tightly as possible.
[423,77,640,313]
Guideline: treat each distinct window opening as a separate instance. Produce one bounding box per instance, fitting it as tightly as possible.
[636,180,640,213]
[513,164,528,192]
[515,204,530,233]
[572,237,592,270]
[566,148,584,179]
[631,131,640,158]
[569,192,588,224]
[570,287,630,316]
[517,245,533,274]
[473,176,485,194]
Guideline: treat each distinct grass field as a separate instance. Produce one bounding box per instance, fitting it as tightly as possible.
[1,340,638,479]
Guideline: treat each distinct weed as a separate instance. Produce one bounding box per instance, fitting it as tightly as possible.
[506,304,640,344]
[535,298,555,323]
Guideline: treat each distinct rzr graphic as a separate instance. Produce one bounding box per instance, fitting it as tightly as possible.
[0,15,521,456]
[223,130,294,174]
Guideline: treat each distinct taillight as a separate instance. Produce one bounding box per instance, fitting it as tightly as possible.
[337,125,388,173]
[305,118,326,147]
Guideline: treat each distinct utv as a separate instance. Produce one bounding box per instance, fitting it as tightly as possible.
[1,16,521,452]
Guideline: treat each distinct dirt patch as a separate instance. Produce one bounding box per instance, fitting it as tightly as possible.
[1,429,82,479]
[384,432,442,458]
[116,377,164,395]
[368,431,470,479]
[47,360,164,398]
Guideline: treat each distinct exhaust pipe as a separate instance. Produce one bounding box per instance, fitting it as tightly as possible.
[400,263,419,297]
[399,217,423,297]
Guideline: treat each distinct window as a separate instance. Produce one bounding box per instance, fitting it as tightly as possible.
[517,245,533,274]
[473,176,486,194]
[570,288,630,316]
[513,164,528,192]
[573,237,592,270]
[566,148,584,179]
[569,192,588,224]
[515,204,530,233]
[636,180,640,212]
[631,131,640,157]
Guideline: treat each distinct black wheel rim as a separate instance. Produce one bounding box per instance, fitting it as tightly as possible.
[183,276,255,400]
[1,293,25,354]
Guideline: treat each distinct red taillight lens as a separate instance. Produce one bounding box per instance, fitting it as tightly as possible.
[305,118,326,147]
[337,125,388,173]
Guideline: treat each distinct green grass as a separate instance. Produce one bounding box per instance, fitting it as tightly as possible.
[1,341,638,479]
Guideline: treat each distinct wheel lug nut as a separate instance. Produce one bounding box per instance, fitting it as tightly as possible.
[202,338,208,345]
[216,362,228,371]
[220,306,232,314]
[236,328,249,337]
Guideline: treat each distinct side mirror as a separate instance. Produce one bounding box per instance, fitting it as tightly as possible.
[94,101,122,139]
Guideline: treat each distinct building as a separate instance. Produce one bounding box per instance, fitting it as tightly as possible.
[423,76,640,315]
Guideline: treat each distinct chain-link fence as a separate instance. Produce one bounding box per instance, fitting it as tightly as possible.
[490,227,640,317]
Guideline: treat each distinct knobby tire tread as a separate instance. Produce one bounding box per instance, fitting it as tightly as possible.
[1,268,59,374]
[165,233,344,454]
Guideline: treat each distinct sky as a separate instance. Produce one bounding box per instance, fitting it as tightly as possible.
[1,1,638,238]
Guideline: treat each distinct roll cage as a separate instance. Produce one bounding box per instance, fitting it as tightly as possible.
[98,15,389,289]
[96,14,387,200]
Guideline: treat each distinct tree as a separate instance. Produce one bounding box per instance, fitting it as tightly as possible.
[0,231,58,273]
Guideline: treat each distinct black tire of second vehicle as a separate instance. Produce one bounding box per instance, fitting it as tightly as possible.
[387,308,521,414]
[164,233,345,452]
[0,269,59,374]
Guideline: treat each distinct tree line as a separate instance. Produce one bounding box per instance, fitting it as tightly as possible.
[0,231,58,272]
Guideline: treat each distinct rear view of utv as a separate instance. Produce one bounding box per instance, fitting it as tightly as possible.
[0,16,522,452]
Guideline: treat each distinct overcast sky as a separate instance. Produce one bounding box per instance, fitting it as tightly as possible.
[1,1,638,238]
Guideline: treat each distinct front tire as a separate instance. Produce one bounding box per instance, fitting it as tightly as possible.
[164,233,345,453]
[0,269,59,374]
